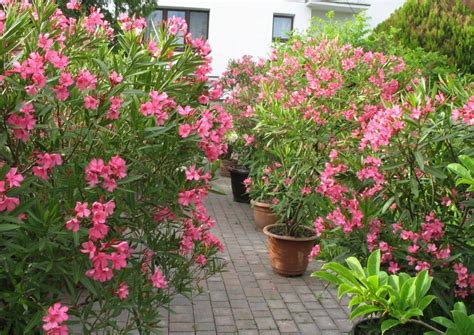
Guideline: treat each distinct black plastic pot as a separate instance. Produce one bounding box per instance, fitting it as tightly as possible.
[351,318,423,335]
[229,166,250,203]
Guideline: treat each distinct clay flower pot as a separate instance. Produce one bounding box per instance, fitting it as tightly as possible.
[220,159,237,177]
[251,200,278,230]
[229,166,250,203]
[263,224,317,276]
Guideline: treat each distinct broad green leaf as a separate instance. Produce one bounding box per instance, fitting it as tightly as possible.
[367,249,381,277]
[349,305,384,320]
[381,319,400,334]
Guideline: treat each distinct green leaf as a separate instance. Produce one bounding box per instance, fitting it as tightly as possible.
[381,319,400,334]
[349,305,384,320]
[414,151,424,170]
[0,223,21,232]
[448,163,471,179]
[424,166,447,179]
[346,257,366,279]
[458,155,474,172]
[431,316,455,329]
[367,249,381,277]
[311,271,340,285]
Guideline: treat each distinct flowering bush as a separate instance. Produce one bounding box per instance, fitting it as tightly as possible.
[0,1,231,333]
[246,36,411,236]
[313,76,473,315]
[222,18,473,318]
[218,55,266,165]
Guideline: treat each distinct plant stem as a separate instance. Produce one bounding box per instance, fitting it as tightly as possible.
[408,319,444,334]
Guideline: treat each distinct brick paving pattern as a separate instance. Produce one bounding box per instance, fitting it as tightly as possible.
[162,178,352,334]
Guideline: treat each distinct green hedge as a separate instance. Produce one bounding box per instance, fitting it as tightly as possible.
[375,0,474,73]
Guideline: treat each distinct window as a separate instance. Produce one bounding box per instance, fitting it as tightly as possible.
[148,8,210,40]
[272,14,294,42]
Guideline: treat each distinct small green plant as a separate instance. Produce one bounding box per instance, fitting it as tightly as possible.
[428,302,474,335]
[312,250,440,334]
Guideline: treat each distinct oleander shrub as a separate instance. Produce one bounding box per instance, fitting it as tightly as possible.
[375,0,474,74]
[0,1,231,333]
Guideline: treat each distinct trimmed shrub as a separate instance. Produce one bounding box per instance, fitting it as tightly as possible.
[375,0,474,73]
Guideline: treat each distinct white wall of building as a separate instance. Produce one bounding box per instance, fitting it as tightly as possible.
[366,0,405,27]
[157,0,313,76]
[155,0,405,76]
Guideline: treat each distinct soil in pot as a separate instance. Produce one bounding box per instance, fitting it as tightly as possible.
[251,200,278,230]
[263,224,317,276]
[229,166,250,203]
[352,318,424,335]
[220,159,237,178]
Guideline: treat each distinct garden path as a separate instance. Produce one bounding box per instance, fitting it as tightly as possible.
[161,178,352,335]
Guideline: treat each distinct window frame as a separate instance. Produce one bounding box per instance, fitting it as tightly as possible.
[151,7,210,40]
[272,14,294,42]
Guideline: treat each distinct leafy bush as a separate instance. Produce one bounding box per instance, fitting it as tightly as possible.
[310,12,457,82]
[0,1,230,333]
[313,250,438,334]
[375,0,474,74]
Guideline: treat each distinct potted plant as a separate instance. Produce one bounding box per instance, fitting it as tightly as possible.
[313,250,442,334]
[246,163,282,230]
[219,131,238,177]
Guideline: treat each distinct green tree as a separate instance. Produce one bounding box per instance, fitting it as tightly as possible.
[376,0,474,73]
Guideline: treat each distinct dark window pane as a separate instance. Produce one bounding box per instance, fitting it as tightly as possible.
[189,11,208,39]
[273,16,293,40]
[147,10,163,31]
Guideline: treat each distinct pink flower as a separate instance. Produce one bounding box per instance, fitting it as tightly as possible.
[109,252,127,270]
[198,95,209,104]
[242,134,254,146]
[76,70,97,91]
[116,282,129,300]
[109,71,123,85]
[66,0,81,10]
[84,96,99,110]
[5,168,24,188]
[0,196,20,212]
[308,244,321,261]
[185,165,201,181]
[388,261,400,274]
[151,268,168,288]
[65,218,80,232]
[195,254,207,266]
[179,124,193,138]
[74,202,90,218]
[42,302,69,332]
[178,105,192,116]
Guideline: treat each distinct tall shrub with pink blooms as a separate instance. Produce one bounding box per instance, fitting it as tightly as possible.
[0,1,230,333]
[222,22,473,319]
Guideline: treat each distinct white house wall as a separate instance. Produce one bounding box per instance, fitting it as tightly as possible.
[155,0,405,76]
[156,0,312,77]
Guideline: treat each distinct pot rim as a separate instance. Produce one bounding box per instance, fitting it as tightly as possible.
[229,165,249,173]
[250,200,273,208]
[263,224,318,242]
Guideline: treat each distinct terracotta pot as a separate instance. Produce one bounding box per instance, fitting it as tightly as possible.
[251,200,278,230]
[229,166,250,203]
[263,224,318,276]
[220,159,237,177]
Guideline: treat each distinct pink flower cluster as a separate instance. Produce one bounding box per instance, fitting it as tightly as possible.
[32,153,62,180]
[6,102,36,142]
[452,95,474,125]
[140,91,176,125]
[117,13,146,33]
[453,263,474,298]
[0,168,23,212]
[0,9,5,35]
[42,302,69,335]
[85,156,127,192]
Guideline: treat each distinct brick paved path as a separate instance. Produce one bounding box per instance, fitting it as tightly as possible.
[162,178,352,334]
